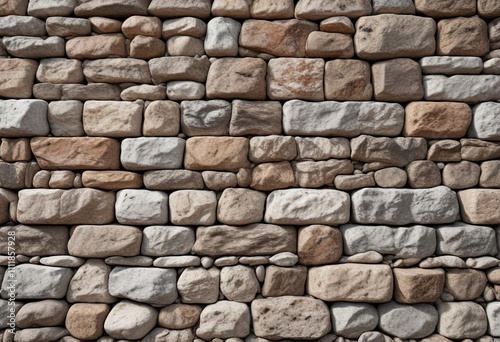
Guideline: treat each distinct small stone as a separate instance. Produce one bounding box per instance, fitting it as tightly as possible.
[36,58,83,84]
[148,0,211,19]
[197,301,251,340]
[306,32,354,58]
[169,190,216,225]
[394,268,445,304]
[249,136,297,163]
[3,36,65,59]
[374,167,408,187]
[39,255,83,267]
[220,265,260,302]
[217,188,266,225]
[484,58,500,74]
[458,189,500,224]
[66,34,127,59]
[372,0,415,14]
[320,16,355,34]
[17,300,69,328]
[378,302,438,339]
[204,17,241,57]
[177,267,220,304]
[296,137,350,160]
[445,268,488,300]
[82,171,142,190]
[0,0,28,15]
[149,56,210,83]
[480,161,500,187]
[180,100,231,136]
[159,304,201,329]
[420,256,467,268]
[167,81,204,101]
[406,161,441,188]
[0,15,46,36]
[269,252,298,267]
[325,59,372,101]
[331,303,378,339]
[185,137,250,171]
[141,226,194,257]
[335,174,376,191]
[104,300,157,340]
[153,256,200,268]
[89,16,122,33]
[214,256,239,267]
[437,16,488,56]
[66,303,109,340]
[144,170,203,190]
[11,327,69,341]
[239,256,269,266]
[298,225,343,265]
[419,56,483,74]
[61,83,121,101]
[250,0,293,18]
[0,225,68,256]
[0,99,48,136]
[237,168,252,187]
[293,158,350,186]
[442,161,480,189]
[295,0,372,19]
[437,223,497,257]
[115,189,168,225]
[202,171,237,191]
[162,17,206,39]
[121,137,185,171]
[0,138,31,162]
[229,100,282,136]
[105,255,153,267]
[143,101,179,137]
[437,302,487,339]
[122,15,161,39]
[121,85,166,101]
[45,17,91,37]
[487,268,500,284]
[427,140,461,162]
[469,102,500,141]
[372,58,424,102]
[262,265,306,297]
[130,35,165,59]
[248,161,290,190]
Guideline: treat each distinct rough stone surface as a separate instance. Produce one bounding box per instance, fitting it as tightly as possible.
[262,265,307,297]
[169,190,216,225]
[66,34,127,59]
[205,17,241,57]
[17,299,69,329]
[65,303,109,340]
[229,100,282,136]
[298,225,343,265]
[393,268,445,304]
[437,16,489,56]
[0,100,49,137]
[144,170,203,190]
[295,0,372,19]
[331,303,378,338]
[419,56,483,75]
[306,32,354,58]
[115,190,168,225]
[325,59,372,101]
[218,188,266,225]
[436,222,497,257]
[423,75,500,103]
[378,302,438,339]
[406,161,441,189]
[149,56,210,84]
[220,265,259,302]
[437,302,488,339]
[469,102,500,141]
[177,267,220,304]
[104,300,157,340]
[458,189,500,224]
[372,58,424,102]
[121,137,185,171]
[0,225,68,256]
[184,137,250,171]
[444,269,488,300]
[83,101,142,137]
[158,304,201,329]
[180,100,231,136]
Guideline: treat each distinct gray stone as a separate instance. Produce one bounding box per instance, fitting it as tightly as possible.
[486,302,500,336]
[331,303,378,339]
[480,160,500,188]
[153,256,200,268]
[11,327,69,341]
[269,252,298,266]
[66,259,115,303]
[352,187,459,225]
[37,59,84,85]
[424,75,500,103]
[141,226,195,256]
[483,58,500,74]
[205,17,241,57]
[3,36,65,58]
[45,17,91,37]
[181,100,231,136]
[83,58,151,84]
[169,190,217,225]
[0,15,46,36]
[378,302,438,339]
[229,100,282,136]
[104,300,157,340]
[16,299,68,328]
[167,81,205,101]
[177,267,220,304]
[202,171,237,190]
[39,256,84,267]
[437,302,487,339]
[419,56,483,75]
[217,188,266,225]
[0,161,39,189]
[220,265,259,302]
[0,225,68,256]
[469,102,500,141]
[105,256,153,267]
[0,100,49,137]
[436,222,497,257]
[197,301,251,339]
[149,56,210,84]
[144,170,203,190]
[74,0,149,17]
[115,189,168,225]
[143,328,194,342]
[295,0,372,19]
[372,0,415,14]
[249,136,297,163]
[121,138,185,171]
[296,137,350,160]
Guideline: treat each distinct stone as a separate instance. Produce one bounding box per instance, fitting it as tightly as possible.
[66,259,114,303]
[36,59,83,85]
[249,0,294,18]
[325,59,372,101]
[130,35,165,59]
[121,137,185,171]
[169,190,216,225]
[415,0,476,17]
[192,224,296,257]
[143,101,179,137]
[307,264,393,302]
[437,17,489,56]
[355,14,435,60]
[197,301,250,339]
[406,161,441,188]
[293,159,353,188]
[68,225,142,258]
[445,268,488,300]
[0,264,72,299]
[229,100,281,136]
[220,265,259,302]
[420,256,467,268]
[166,36,204,56]
[162,17,206,38]
[0,161,38,189]
[66,34,127,59]
[482,58,500,74]
[298,225,342,265]
[159,304,201,329]
[239,19,317,57]
[39,255,83,267]
[61,83,121,101]
[166,81,204,100]
[480,161,500,187]
[306,32,354,58]
[374,167,408,187]
[428,140,461,162]
[88,16,122,33]
[121,85,166,101]
[283,100,404,137]
[461,139,500,161]
[11,327,69,341]
[143,328,194,342]
[0,15,46,36]
[295,0,372,19]
[479,0,500,17]
[177,267,220,304]
[262,265,306,297]
[436,222,497,257]
[75,0,148,16]
[153,256,200,268]
[83,101,142,137]
[419,56,483,74]
[180,100,231,136]
[335,174,376,190]
[469,102,500,141]
[104,300,157,340]
[265,189,350,225]
[437,302,487,339]
[115,190,168,225]
[393,268,445,304]
[3,36,65,59]
[204,17,241,57]
[267,58,324,101]
[378,302,438,339]
[442,161,480,189]
[424,75,500,103]
[217,188,266,225]
[331,303,378,339]
[148,0,211,18]
[320,16,355,33]
[341,224,436,259]
[65,303,109,340]
[372,0,415,14]
[45,17,91,37]
[488,268,500,284]
[269,252,298,266]
[83,58,151,84]
[122,15,161,38]
[252,296,331,340]
[0,138,31,162]
[249,136,296,163]
[0,0,28,15]
[17,300,69,328]
[31,137,120,170]
[0,225,68,256]
[144,170,203,190]
[184,137,250,171]
[149,56,210,84]
[486,302,500,336]
[82,171,142,190]
[372,58,424,102]
[296,137,350,160]
[109,267,177,306]
[341,251,384,264]
[0,100,48,137]
[458,189,500,224]
[32,83,62,101]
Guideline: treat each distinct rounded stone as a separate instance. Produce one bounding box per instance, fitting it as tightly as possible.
[104,300,158,340]
[158,304,201,329]
[378,302,438,339]
[437,302,487,339]
[406,161,441,188]
[331,302,378,338]
[442,161,480,189]
[374,167,407,188]
[220,265,259,303]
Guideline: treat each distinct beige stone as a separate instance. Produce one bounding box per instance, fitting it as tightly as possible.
[0,225,68,256]
[251,162,295,191]
[325,59,372,101]
[61,83,121,101]
[480,160,500,188]
[89,16,122,33]
[306,32,354,58]
[31,137,120,170]
[239,19,317,57]
[229,100,282,136]
[0,138,31,162]
[45,17,91,37]
[249,136,296,163]
[148,0,211,19]
[487,267,500,284]
[0,0,29,15]
[415,0,476,17]
[66,34,127,59]
[478,0,500,18]
[249,0,293,19]
[177,267,220,304]
[267,58,324,101]
[36,58,83,84]
[394,268,445,304]
[66,304,110,340]
[122,15,161,39]
[159,304,201,329]
[443,161,480,189]
[144,170,203,190]
[374,167,408,187]
[74,0,149,17]
[294,159,354,188]
[48,170,75,189]
[444,269,487,300]
[166,35,204,56]
[406,161,441,188]
[121,85,166,101]
[162,17,207,39]
[202,171,237,191]
[298,225,342,265]
[3,36,65,59]
[0,161,38,189]
[296,137,351,160]
[0,58,37,98]
[169,190,216,226]
[16,299,69,328]
[335,174,376,190]
[83,58,151,84]
[130,35,165,59]
[217,188,266,225]
[461,139,500,161]
[149,56,210,83]
[295,0,372,19]
[143,101,180,137]
[185,137,250,171]
[372,58,424,102]
[437,17,489,56]
[66,259,115,303]
[458,189,500,224]
[83,101,142,137]
[220,265,259,302]
[82,171,142,190]
[320,16,355,34]
[262,266,307,297]
[428,140,462,162]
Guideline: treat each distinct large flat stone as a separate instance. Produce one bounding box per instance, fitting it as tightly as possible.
[180,100,231,136]
[393,268,444,304]
[352,186,459,225]
[66,34,127,59]
[83,58,151,84]
[184,137,249,171]
[437,302,487,339]
[469,102,500,141]
[423,75,500,103]
[331,303,378,338]
[83,101,142,137]
[197,301,251,339]
[104,300,157,340]
[121,137,185,171]
[149,56,210,83]
[229,100,282,136]
[0,15,46,36]
[74,0,149,17]
[37,59,84,84]
[3,36,65,59]
[0,59,38,99]
[0,225,68,256]
[295,0,372,19]
[148,0,211,19]
[436,222,497,257]
[419,56,483,75]
[458,189,500,224]
[283,100,403,137]
[0,100,49,137]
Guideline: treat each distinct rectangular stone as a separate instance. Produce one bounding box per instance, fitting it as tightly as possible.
[419,56,483,75]
[0,15,46,36]
[149,56,210,83]
[74,0,149,17]
[83,101,143,137]
[66,34,127,59]
[458,189,500,224]
[121,137,185,171]
[423,75,500,103]
[229,100,282,136]
[0,59,38,98]
[295,0,372,19]
[61,83,121,101]
[0,225,68,256]
[184,137,250,171]
[0,100,49,137]
[31,137,120,170]
[83,58,151,84]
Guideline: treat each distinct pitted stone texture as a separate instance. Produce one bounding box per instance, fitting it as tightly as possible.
[158,304,201,329]
[239,19,317,57]
[83,101,142,137]
[74,0,148,17]
[212,0,250,18]
[68,225,142,258]
[406,160,441,189]
[66,34,127,59]
[65,303,109,341]
[251,162,291,190]
[143,101,179,137]
[3,36,65,59]
[445,269,488,300]
[130,36,165,59]
[325,59,373,101]
[267,58,324,101]
[284,101,404,137]
[437,302,488,339]
[144,170,203,190]
[26,0,74,17]
[169,190,216,225]
[218,188,266,225]
[0,100,49,137]
[0,225,68,256]
[341,225,436,259]
[149,56,210,84]
[184,137,250,171]
[469,102,500,141]
[249,136,297,163]
[83,58,151,84]
[220,265,259,302]
[331,303,378,338]
[148,0,211,19]
[378,302,438,339]
[0,15,46,36]
[423,75,500,103]
[37,59,84,85]
[372,58,424,102]
[354,14,436,60]
[16,299,69,328]
[7,328,68,341]
[205,17,241,57]
[193,224,296,257]
[197,301,251,340]
[109,267,177,306]
[298,225,343,265]
[115,190,168,225]
[17,189,115,225]
[306,32,354,59]
[295,0,372,19]
[427,140,461,162]
[265,189,350,225]
[180,100,231,136]
[250,0,294,18]
[320,16,355,33]
[252,296,331,340]
[436,222,497,257]
[262,265,307,297]
[307,264,393,303]
[0,264,72,300]
[458,189,500,224]
[415,0,476,17]
[121,137,185,171]
[229,100,282,136]
[437,16,489,56]
[104,300,157,340]
[177,267,220,304]
[393,268,445,304]
[419,56,483,75]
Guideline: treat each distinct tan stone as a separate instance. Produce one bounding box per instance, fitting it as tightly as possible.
[406,161,441,188]
[293,159,354,188]
[251,162,295,191]
[0,138,31,162]
[487,267,500,284]
[74,0,149,17]
[83,101,142,137]
[206,58,267,100]
[148,0,212,19]
[31,137,120,170]
[0,225,69,256]
[66,34,127,59]
[162,17,207,39]
[458,189,500,224]
[0,58,37,98]
[130,35,165,59]
[0,0,29,15]
[298,225,343,265]
[159,304,201,329]
[307,264,393,303]
[443,161,480,189]
[394,268,445,304]
[295,0,372,19]
[66,304,110,340]
[374,167,408,188]
[480,160,500,188]
[36,58,84,85]
[320,16,355,34]
[461,139,500,161]
[45,17,91,37]
[334,174,376,190]
[212,0,250,18]
[61,83,121,101]
[267,58,324,101]
[239,19,317,57]
[262,266,307,297]
[415,0,476,17]
[17,299,69,328]
[478,0,500,18]
[166,36,204,56]
[121,85,166,101]
[202,171,237,191]
[143,101,180,137]
[249,136,296,163]
[66,259,115,303]
[250,0,293,19]
[444,269,487,300]
[437,17,489,56]
[217,188,266,225]
[82,171,142,190]
[149,56,210,83]
[83,58,151,84]
[122,15,162,39]
[48,170,75,189]
[185,137,250,171]
[89,17,122,33]
[428,140,462,162]
[325,59,372,101]
[306,32,354,58]
[229,100,282,136]
[372,58,424,102]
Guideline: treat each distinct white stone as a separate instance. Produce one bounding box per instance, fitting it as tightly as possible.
[437,302,487,339]
[486,302,500,337]
[0,100,49,137]
[121,137,185,170]
[419,256,467,268]
[436,222,497,257]
[378,302,438,339]
[167,81,205,100]
[177,267,220,304]
[104,300,158,340]
[47,101,84,136]
[115,190,168,225]
[169,190,217,225]
[141,226,195,256]
[143,328,194,342]
[423,75,500,103]
[220,265,259,302]
[469,102,500,141]
[66,259,115,303]
[153,256,200,268]
[419,57,483,75]
[36,58,84,84]
[331,303,378,339]
[109,267,177,306]
[351,186,459,225]
[265,189,350,225]
[269,252,298,266]
[204,17,241,57]
[180,100,231,136]
[39,256,84,267]
[197,301,251,340]
[295,137,350,160]
[2,36,65,58]
[283,100,404,137]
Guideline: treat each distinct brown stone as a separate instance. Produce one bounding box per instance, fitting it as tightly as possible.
[306,32,354,58]
[320,16,355,34]
[250,0,294,19]
[148,0,212,19]
[442,161,480,189]
[66,304,110,340]
[249,136,297,163]
[0,0,29,15]
[159,304,201,329]
[31,137,120,170]
[66,34,127,59]
[251,162,296,191]
[122,15,162,39]
[478,0,500,18]
[74,0,149,17]
[184,137,250,171]
[461,139,500,161]
[83,59,151,84]
[143,101,180,137]
[149,56,210,83]
[130,35,166,59]
[202,171,237,191]
[437,16,489,56]
[229,100,282,136]
[480,160,500,188]
[427,140,462,162]
[444,269,487,300]
[374,167,408,188]
[61,83,121,101]
[458,189,500,224]
[0,138,31,162]
[415,0,476,17]
[298,225,343,265]
[0,225,68,256]
[66,259,115,303]
[82,171,143,190]
[372,58,424,102]
[217,188,266,225]
[406,161,441,189]
[239,19,317,57]
[404,102,472,139]
[89,17,122,33]
[262,266,307,297]
[17,299,69,328]
[325,59,372,101]
[334,174,376,190]
[167,36,204,56]
[394,268,445,304]
[0,58,37,98]
[487,267,500,284]
[295,0,372,20]
[206,58,267,100]
[293,159,354,188]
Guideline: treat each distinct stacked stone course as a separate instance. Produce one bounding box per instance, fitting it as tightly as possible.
[1,0,500,341]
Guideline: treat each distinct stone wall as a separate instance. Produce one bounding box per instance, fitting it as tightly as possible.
[0,0,500,341]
